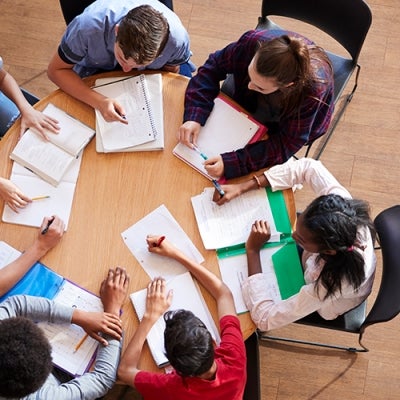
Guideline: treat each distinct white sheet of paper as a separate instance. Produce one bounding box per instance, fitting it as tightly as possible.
[122,204,204,280]
[218,246,283,314]
[191,187,280,249]
[2,155,82,229]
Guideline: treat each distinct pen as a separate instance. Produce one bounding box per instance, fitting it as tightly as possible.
[212,179,225,197]
[32,195,50,201]
[156,236,166,247]
[193,146,225,196]
[192,145,208,161]
[73,333,89,353]
[41,217,55,235]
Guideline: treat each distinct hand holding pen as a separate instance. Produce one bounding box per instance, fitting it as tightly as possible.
[36,216,65,254]
[192,146,225,197]
[146,235,179,259]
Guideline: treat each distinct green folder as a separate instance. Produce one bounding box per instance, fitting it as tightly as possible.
[217,188,305,300]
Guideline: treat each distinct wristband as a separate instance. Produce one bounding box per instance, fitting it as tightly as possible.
[253,175,262,189]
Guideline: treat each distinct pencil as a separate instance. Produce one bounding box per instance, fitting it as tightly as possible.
[32,195,50,201]
[73,333,89,353]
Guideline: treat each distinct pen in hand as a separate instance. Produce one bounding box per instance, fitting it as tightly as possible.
[155,236,166,247]
[212,179,225,197]
[41,217,55,235]
[193,146,225,197]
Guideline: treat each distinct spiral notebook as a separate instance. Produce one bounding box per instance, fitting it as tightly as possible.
[94,74,164,152]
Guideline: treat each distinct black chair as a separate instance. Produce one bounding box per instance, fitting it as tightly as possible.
[0,88,39,138]
[258,205,400,352]
[59,0,174,25]
[256,0,372,158]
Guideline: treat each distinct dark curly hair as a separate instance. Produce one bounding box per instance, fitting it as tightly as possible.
[164,310,214,377]
[302,193,375,299]
[0,317,53,398]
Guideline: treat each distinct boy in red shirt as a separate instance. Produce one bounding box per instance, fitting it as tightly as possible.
[118,235,246,399]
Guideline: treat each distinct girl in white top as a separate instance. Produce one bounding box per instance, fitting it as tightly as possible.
[213,158,376,331]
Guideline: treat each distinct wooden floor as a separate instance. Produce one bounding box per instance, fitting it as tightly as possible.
[1,0,399,399]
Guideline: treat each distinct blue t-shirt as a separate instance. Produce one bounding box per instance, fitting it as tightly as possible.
[58,0,191,77]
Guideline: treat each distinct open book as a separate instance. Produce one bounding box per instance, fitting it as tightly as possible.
[0,241,102,377]
[94,74,164,152]
[130,271,220,368]
[2,154,82,230]
[10,103,94,186]
[121,204,204,281]
[173,94,267,180]
[191,188,305,313]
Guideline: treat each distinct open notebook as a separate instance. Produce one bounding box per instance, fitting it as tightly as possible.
[0,241,103,377]
[173,94,267,180]
[130,271,220,368]
[2,153,82,230]
[94,74,164,152]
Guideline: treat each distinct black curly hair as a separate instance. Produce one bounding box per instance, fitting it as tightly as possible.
[0,317,53,398]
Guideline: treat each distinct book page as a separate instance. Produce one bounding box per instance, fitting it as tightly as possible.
[37,280,103,377]
[42,103,95,156]
[218,246,283,314]
[130,271,220,367]
[122,204,204,280]
[10,131,75,186]
[173,96,262,178]
[2,155,82,229]
[191,187,280,250]
[94,74,158,151]
[0,241,21,269]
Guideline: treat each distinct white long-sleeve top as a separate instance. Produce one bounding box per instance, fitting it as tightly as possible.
[241,158,376,331]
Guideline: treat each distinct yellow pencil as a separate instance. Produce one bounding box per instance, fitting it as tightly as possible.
[32,195,51,201]
[73,333,89,353]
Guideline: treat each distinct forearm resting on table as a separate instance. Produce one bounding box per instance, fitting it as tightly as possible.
[0,241,53,296]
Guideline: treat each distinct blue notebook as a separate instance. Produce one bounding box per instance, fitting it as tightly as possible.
[0,241,102,376]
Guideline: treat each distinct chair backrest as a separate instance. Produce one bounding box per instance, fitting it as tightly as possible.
[258,0,372,63]
[361,206,400,331]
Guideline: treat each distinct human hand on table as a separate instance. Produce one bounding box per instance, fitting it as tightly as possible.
[146,235,182,260]
[212,181,245,205]
[178,120,201,148]
[0,177,30,212]
[245,220,271,253]
[97,96,128,123]
[143,277,173,323]
[72,309,124,346]
[100,266,130,316]
[34,215,65,254]
[19,107,60,140]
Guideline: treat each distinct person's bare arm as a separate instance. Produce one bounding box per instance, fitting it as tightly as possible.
[0,216,64,296]
[147,236,236,318]
[47,53,127,123]
[0,68,59,138]
[118,277,172,386]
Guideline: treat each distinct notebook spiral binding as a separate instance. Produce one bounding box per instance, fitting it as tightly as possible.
[138,74,158,138]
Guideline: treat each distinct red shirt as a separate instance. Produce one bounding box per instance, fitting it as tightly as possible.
[134,315,246,400]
